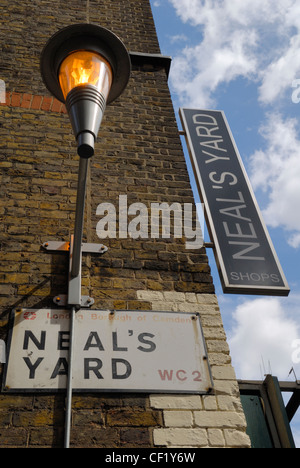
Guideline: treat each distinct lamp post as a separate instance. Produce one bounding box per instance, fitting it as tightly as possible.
[40,23,131,448]
[41,24,130,288]
[41,23,131,299]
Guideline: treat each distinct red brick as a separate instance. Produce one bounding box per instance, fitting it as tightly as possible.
[31,95,42,110]
[51,98,63,113]
[61,104,67,114]
[11,92,21,107]
[21,93,32,108]
[41,96,53,111]
[5,91,10,105]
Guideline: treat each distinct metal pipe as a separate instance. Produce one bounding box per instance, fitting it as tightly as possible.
[64,306,76,448]
[71,157,89,278]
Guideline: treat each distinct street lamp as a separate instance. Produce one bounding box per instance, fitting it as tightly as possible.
[41,23,131,158]
[40,24,130,448]
[41,23,131,286]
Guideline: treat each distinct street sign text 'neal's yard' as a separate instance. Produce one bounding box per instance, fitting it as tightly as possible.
[180,108,289,296]
[4,309,213,394]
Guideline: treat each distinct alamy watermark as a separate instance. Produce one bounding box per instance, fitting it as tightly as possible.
[0,80,5,104]
[292,79,300,103]
[95,195,204,250]
[292,339,300,365]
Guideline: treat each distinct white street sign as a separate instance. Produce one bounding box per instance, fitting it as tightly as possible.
[4,309,213,394]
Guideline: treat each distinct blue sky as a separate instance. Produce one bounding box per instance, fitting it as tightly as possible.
[150,0,300,446]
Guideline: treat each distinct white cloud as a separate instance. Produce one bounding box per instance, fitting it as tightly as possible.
[170,30,257,107]
[229,296,300,380]
[259,34,300,104]
[169,34,188,44]
[249,113,300,247]
[168,0,300,107]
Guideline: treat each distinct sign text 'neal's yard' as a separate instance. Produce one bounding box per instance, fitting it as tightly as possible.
[180,108,289,296]
[4,309,213,394]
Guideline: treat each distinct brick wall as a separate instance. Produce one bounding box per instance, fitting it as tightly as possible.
[0,394,163,448]
[0,0,250,448]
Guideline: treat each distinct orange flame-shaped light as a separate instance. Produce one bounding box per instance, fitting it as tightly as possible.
[58,50,113,100]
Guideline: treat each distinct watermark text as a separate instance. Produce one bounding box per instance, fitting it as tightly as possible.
[96,195,204,250]
[292,339,300,364]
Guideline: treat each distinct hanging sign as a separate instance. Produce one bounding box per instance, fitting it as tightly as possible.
[3,308,213,394]
[180,108,290,296]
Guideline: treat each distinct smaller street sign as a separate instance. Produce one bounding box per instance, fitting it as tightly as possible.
[3,308,213,394]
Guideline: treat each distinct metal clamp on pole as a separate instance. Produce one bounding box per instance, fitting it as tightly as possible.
[68,234,83,308]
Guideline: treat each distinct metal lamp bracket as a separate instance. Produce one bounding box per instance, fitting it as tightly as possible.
[42,238,108,308]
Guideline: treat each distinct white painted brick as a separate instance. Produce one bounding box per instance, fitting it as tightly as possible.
[207,429,225,447]
[136,290,164,301]
[202,395,218,411]
[194,411,246,429]
[203,327,227,340]
[185,293,197,303]
[149,301,178,311]
[177,302,201,313]
[206,340,230,354]
[211,365,237,381]
[200,315,224,327]
[153,428,208,447]
[198,306,221,315]
[150,395,202,410]
[224,429,251,448]
[213,380,240,397]
[207,352,232,367]
[217,396,244,412]
[163,411,193,428]
[163,291,186,302]
[196,294,218,304]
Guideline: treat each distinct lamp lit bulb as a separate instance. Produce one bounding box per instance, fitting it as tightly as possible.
[59,50,113,100]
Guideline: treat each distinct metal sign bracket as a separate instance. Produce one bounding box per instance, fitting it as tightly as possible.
[42,238,108,308]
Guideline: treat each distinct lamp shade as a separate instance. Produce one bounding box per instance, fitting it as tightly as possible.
[40,24,131,157]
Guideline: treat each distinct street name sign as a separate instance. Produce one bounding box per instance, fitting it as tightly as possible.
[180,108,290,296]
[3,308,213,394]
